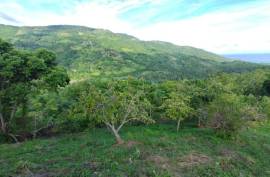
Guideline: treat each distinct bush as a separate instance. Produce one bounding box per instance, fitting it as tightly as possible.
[207,94,246,138]
[241,95,266,121]
[260,96,270,120]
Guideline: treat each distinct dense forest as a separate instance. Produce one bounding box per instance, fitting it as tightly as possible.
[1,36,270,176]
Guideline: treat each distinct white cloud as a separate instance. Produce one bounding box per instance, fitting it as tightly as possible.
[134,3,270,54]
[0,0,269,54]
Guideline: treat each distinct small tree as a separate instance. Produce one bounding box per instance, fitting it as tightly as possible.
[207,94,246,137]
[81,80,154,144]
[162,92,193,132]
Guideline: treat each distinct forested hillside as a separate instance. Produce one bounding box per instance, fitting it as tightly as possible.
[1,32,270,177]
[0,24,266,81]
[1,0,270,175]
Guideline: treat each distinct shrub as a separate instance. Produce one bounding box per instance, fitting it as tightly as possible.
[207,94,246,137]
[260,96,270,120]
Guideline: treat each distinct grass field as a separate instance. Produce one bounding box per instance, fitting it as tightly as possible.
[1,123,270,177]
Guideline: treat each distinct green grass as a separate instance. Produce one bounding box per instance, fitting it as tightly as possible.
[1,123,270,177]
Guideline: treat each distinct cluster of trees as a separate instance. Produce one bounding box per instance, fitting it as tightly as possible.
[0,39,69,142]
[1,39,270,144]
[26,71,270,143]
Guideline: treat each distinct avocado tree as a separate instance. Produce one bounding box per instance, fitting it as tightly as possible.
[80,80,154,144]
[162,92,193,132]
[0,39,69,142]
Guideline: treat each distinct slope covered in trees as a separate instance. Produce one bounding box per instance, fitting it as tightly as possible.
[0,24,267,82]
[1,39,270,176]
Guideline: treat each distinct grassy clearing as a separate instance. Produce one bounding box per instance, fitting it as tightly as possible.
[1,123,270,177]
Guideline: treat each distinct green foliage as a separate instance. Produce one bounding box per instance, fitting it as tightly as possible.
[54,69,270,138]
[260,96,270,119]
[162,92,193,132]
[262,79,270,96]
[0,39,69,142]
[1,24,270,176]
[0,25,267,82]
[27,91,59,133]
[0,38,13,54]
[72,79,154,143]
[207,94,246,137]
[0,25,270,142]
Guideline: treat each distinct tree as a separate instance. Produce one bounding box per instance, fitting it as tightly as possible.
[207,94,246,137]
[0,39,69,142]
[27,90,60,138]
[262,80,270,96]
[162,92,193,132]
[79,80,154,144]
[260,96,270,119]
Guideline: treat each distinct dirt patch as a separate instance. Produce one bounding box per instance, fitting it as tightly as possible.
[10,142,22,148]
[183,136,197,142]
[178,152,211,167]
[219,148,255,165]
[125,141,141,148]
[82,161,99,170]
[33,172,56,177]
[146,153,211,176]
[237,154,256,165]
[147,155,170,169]
[113,140,142,148]
[17,169,57,177]
[219,148,236,158]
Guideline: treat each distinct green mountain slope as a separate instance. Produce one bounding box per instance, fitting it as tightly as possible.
[0,24,266,81]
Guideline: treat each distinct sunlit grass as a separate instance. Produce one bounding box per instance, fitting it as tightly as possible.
[1,122,269,176]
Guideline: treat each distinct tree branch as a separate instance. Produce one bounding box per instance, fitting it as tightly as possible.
[31,124,53,138]
[117,120,128,132]
[9,103,17,123]
[116,95,136,132]
[105,122,113,129]
[0,112,6,133]
[7,133,19,143]
[117,117,140,132]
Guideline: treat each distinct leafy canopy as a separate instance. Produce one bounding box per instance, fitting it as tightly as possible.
[77,79,154,144]
[162,91,193,132]
[0,39,69,141]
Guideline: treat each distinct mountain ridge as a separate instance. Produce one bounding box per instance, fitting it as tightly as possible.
[0,24,266,81]
[0,24,227,62]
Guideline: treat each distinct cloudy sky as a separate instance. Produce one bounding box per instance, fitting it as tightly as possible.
[0,0,269,54]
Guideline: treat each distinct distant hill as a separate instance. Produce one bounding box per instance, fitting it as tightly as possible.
[224,54,270,64]
[0,24,267,81]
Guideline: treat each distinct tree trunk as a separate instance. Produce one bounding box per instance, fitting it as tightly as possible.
[177,119,181,132]
[115,133,124,145]
[0,111,19,143]
[0,112,6,133]
[10,104,17,122]
[111,126,124,144]
[198,117,201,128]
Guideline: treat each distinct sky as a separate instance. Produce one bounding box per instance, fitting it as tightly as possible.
[0,0,269,54]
